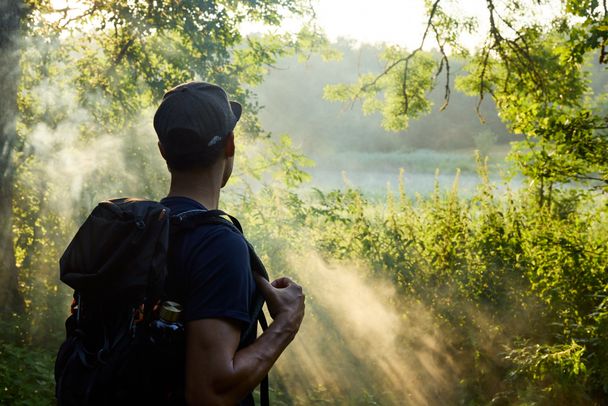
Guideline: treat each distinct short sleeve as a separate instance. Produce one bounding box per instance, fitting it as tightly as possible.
[182,227,254,325]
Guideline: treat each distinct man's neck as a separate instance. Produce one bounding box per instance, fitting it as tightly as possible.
[166,167,222,210]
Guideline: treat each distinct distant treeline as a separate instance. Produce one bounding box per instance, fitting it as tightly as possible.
[254,38,606,165]
[254,39,511,159]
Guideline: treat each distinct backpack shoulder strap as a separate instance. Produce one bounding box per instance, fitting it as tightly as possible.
[169,208,271,406]
[170,209,268,281]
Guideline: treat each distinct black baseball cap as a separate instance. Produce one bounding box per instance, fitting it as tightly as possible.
[153,81,242,165]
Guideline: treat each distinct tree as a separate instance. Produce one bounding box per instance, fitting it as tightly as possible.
[0,0,29,315]
[0,0,314,316]
[326,0,608,200]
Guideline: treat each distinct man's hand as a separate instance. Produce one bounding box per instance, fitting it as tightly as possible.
[255,275,305,337]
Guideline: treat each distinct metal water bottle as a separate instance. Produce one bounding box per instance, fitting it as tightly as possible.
[150,301,184,346]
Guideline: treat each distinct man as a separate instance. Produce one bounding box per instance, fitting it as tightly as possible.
[153,81,305,405]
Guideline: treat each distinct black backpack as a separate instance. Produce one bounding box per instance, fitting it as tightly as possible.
[54,198,269,405]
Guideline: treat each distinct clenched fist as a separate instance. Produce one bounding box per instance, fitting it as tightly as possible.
[254,275,305,338]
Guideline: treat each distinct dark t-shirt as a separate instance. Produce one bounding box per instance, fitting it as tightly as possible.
[161,196,257,406]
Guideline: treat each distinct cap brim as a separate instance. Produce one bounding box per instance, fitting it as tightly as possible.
[230,101,242,122]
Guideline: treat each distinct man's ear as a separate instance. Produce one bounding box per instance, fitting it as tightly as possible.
[158,141,167,160]
[225,132,235,158]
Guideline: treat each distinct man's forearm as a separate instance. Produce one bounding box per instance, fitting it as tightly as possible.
[221,315,297,403]
[186,275,305,405]
[185,314,298,405]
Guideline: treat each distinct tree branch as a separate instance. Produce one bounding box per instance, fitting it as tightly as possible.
[476,44,491,123]
[486,0,547,103]
[431,22,451,111]
[355,0,442,103]
[57,6,97,29]
[574,174,608,183]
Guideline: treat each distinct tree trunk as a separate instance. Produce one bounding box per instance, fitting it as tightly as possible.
[0,0,27,315]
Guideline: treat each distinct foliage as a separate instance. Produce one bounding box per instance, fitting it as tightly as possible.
[254,39,515,191]
[326,0,608,192]
[2,1,324,402]
[3,128,608,404]
[9,0,330,342]
[0,339,55,406]
[224,155,608,404]
[324,48,437,131]
[2,1,608,405]
[22,0,328,138]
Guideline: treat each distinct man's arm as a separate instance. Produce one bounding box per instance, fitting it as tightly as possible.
[185,276,305,405]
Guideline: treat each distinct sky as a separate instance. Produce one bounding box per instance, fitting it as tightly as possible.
[306,0,430,48]
[47,0,565,51]
[242,0,565,51]
[241,0,491,50]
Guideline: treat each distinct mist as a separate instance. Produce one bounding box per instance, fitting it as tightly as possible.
[2,5,607,405]
[272,254,463,404]
[252,40,517,195]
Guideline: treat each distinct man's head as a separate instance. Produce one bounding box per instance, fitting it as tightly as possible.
[154,82,242,173]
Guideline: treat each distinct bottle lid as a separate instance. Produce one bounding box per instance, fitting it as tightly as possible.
[159,301,183,323]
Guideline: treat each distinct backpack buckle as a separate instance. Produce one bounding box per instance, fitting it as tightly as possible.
[76,293,82,324]
[97,348,108,365]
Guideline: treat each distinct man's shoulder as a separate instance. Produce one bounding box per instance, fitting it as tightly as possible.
[177,217,249,268]
[161,196,244,244]
[191,221,247,252]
